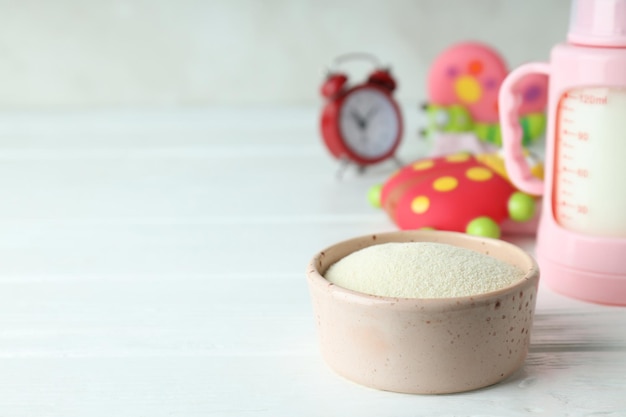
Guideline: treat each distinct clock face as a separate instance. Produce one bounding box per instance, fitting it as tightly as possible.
[339,87,400,160]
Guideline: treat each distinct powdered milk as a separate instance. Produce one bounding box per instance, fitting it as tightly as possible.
[324,242,525,298]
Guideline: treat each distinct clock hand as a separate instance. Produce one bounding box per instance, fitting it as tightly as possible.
[360,106,380,131]
[364,105,379,121]
[350,110,367,129]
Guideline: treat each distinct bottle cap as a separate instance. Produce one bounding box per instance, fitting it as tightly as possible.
[568,0,626,46]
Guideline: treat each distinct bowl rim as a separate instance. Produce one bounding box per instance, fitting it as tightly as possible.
[306,230,540,311]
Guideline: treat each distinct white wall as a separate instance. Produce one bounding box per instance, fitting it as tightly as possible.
[0,0,569,109]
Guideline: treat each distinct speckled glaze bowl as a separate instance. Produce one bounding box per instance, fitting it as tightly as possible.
[306,230,539,394]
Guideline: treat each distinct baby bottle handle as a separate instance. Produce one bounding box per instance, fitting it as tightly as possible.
[498,62,551,196]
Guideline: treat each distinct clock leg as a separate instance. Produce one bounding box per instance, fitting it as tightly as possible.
[335,157,352,180]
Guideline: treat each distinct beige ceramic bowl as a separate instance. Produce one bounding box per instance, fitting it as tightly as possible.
[306,230,539,394]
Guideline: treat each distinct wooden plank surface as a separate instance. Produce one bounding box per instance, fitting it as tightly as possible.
[0,108,624,416]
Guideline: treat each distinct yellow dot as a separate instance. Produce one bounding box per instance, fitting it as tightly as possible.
[411,196,430,214]
[412,160,434,170]
[445,153,471,163]
[530,163,544,180]
[433,176,459,192]
[466,167,493,181]
[455,75,482,103]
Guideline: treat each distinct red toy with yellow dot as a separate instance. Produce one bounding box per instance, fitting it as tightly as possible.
[369,152,541,239]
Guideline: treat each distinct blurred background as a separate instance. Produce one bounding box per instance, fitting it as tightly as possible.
[0,0,569,110]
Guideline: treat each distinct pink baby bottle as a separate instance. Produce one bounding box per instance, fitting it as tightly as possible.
[499,0,626,305]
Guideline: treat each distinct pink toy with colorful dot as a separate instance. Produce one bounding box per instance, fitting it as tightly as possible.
[428,42,508,123]
[427,42,548,123]
[423,42,549,152]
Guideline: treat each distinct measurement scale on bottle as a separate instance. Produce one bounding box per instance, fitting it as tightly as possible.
[555,87,626,236]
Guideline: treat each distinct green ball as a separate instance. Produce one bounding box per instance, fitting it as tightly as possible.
[466,216,501,239]
[368,184,383,208]
[508,192,536,222]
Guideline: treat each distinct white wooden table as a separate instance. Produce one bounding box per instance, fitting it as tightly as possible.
[0,107,624,416]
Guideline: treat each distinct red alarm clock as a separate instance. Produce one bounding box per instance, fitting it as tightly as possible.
[320,53,403,169]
